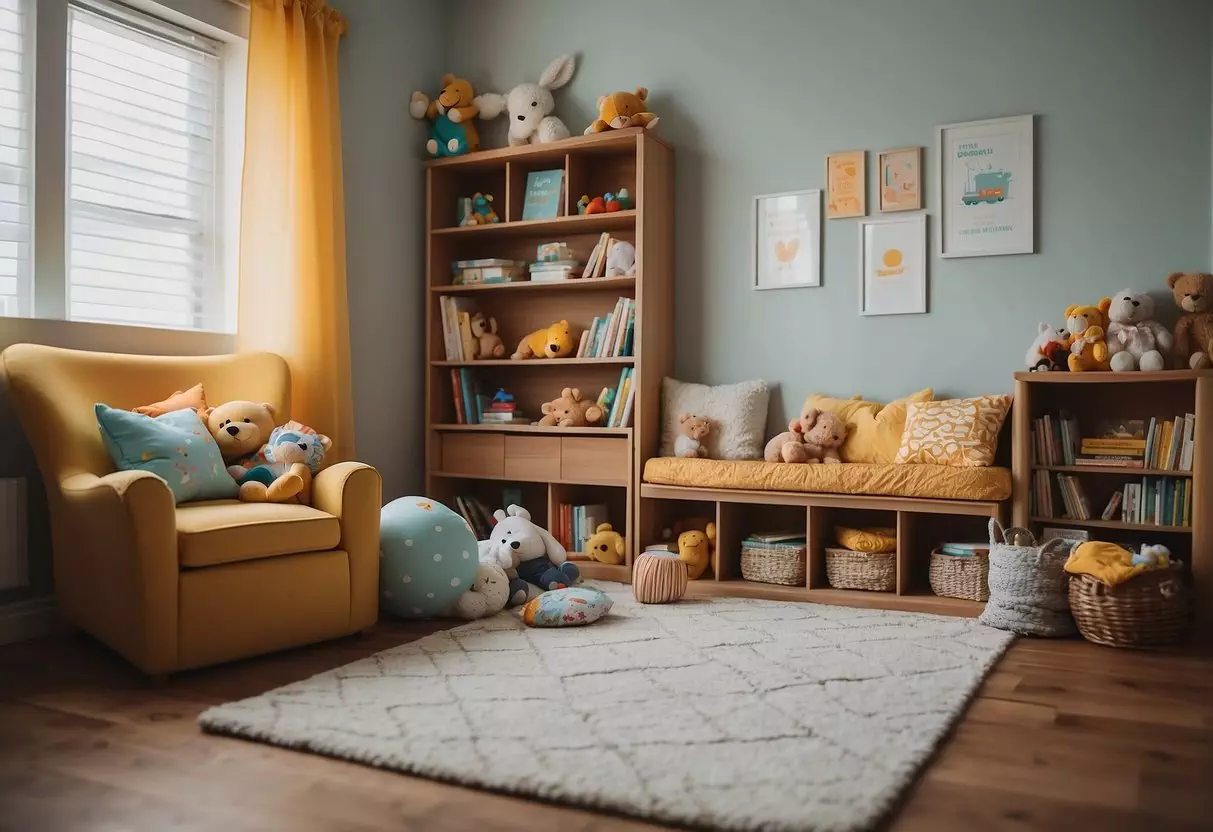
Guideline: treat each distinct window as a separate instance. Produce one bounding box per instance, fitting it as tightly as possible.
[0,0,31,319]
[68,1,223,329]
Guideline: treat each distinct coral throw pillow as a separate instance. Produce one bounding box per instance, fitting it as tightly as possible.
[134,383,207,417]
[806,388,932,464]
[895,395,1012,467]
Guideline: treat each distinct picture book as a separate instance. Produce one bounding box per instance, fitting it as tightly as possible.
[521,169,565,220]
[1091,419,1146,441]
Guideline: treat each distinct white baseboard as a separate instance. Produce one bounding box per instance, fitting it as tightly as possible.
[0,596,64,645]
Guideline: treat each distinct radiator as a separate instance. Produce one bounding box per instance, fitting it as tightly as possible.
[0,478,28,591]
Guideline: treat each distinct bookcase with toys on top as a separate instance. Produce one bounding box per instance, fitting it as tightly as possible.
[1011,370,1213,629]
[424,128,674,582]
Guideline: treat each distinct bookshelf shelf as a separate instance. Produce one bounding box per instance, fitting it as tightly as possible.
[430,210,636,239]
[1014,370,1213,384]
[432,470,631,487]
[1033,464,1194,478]
[1030,516,1191,534]
[431,276,637,295]
[431,358,635,368]
[432,423,633,436]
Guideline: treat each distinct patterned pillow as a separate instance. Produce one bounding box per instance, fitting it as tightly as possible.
[520,586,613,627]
[894,395,1011,467]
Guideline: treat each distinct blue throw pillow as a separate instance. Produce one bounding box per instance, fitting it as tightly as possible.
[95,404,238,504]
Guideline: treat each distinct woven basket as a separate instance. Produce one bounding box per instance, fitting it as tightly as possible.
[632,553,688,604]
[1069,567,1189,648]
[825,548,895,592]
[741,540,806,586]
[929,549,990,602]
[978,520,1076,637]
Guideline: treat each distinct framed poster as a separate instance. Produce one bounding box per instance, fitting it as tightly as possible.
[878,147,922,212]
[858,214,927,316]
[825,150,866,218]
[937,114,1034,257]
[753,189,821,290]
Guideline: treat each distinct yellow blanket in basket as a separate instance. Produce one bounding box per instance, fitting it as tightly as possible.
[1064,541,1145,586]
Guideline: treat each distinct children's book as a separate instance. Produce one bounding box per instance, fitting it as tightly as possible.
[521,169,565,220]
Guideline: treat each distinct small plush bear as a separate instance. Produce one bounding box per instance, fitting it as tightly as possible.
[470,312,505,359]
[583,88,660,134]
[585,522,626,565]
[1168,271,1213,369]
[206,400,277,468]
[512,320,576,360]
[482,505,580,605]
[674,413,711,458]
[801,408,850,464]
[1107,289,1172,372]
[1063,299,1112,372]
[765,418,812,463]
[677,523,716,580]
[537,387,604,427]
[1025,322,1070,372]
[606,240,637,277]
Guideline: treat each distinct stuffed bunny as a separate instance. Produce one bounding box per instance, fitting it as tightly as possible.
[475,56,576,146]
[481,504,580,605]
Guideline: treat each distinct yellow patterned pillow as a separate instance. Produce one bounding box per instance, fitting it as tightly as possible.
[895,395,1012,467]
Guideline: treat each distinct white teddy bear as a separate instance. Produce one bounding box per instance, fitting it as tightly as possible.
[474,56,576,147]
[479,505,580,606]
[1107,289,1172,372]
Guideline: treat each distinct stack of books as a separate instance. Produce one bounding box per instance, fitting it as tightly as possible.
[577,297,634,358]
[449,370,527,425]
[937,542,989,558]
[593,367,635,428]
[480,391,525,425]
[438,296,478,361]
[1108,476,1192,527]
[582,233,629,279]
[529,259,581,282]
[556,502,609,556]
[746,530,804,544]
[453,495,496,539]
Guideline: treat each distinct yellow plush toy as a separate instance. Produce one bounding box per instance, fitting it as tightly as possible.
[583,88,660,135]
[678,523,716,580]
[585,522,626,565]
[512,319,576,360]
[1064,298,1112,372]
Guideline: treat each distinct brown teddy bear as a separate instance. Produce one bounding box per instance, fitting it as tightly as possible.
[471,312,505,359]
[1168,272,1213,369]
[583,88,660,135]
[766,407,850,464]
[674,413,711,458]
[205,401,306,502]
[537,388,604,427]
[764,418,812,463]
[512,320,576,360]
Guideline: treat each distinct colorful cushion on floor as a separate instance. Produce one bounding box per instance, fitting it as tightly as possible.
[520,586,613,627]
[95,404,237,504]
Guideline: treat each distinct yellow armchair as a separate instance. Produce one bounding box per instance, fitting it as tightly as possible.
[0,343,380,675]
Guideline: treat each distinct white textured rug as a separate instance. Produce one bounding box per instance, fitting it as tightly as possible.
[200,583,1013,831]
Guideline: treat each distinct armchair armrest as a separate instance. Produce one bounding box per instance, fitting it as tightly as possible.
[57,470,179,673]
[313,462,382,630]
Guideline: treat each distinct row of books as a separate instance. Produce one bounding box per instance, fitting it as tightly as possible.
[1031,412,1079,466]
[1037,472,1093,520]
[1032,412,1196,471]
[596,367,635,428]
[576,297,634,358]
[449,370,528,425]
[1114,478,1193,527]
[452,495,497,540]
[1136,415,1196,471]
[438,296,478,362]
[556,502,609,555]
[582,233,628,280]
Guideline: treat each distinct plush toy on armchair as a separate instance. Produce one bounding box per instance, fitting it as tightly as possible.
[236,422,331,505]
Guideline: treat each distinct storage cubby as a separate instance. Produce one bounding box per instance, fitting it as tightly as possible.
[428,163,508,230]
[506,156,571,221]
[567,147,637,213]
[897,511,993,599]
[717,502,807,582]
[549,482,629,562]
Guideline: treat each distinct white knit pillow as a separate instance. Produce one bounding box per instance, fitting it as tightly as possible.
[659,377,770,460]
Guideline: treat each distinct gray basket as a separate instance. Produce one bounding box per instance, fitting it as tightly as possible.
[977,519,1077,637]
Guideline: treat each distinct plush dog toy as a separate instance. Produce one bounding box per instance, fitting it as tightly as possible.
[482,505,580,605]
[1107,289,1171,372]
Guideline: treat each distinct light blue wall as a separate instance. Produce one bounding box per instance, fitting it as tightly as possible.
[451,0,1211,428]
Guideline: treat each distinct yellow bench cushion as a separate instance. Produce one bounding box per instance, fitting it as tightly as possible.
[643,457,1011,502]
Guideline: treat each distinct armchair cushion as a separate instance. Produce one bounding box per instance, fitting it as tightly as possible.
[176,501,341,568]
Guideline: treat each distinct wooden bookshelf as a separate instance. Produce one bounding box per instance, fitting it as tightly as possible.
[424,128,674,583]
[1012,370,1213,632]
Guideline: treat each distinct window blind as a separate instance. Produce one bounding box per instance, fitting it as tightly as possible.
[0,0,30,318]
[67,1,223,330]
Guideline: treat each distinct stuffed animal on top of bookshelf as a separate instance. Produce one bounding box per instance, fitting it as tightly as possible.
[512,319,576,360]
[1026,322,1070,372]
[1106,289,1172,372]
[674,412,711,458]
[474,55,577,146]
[585,522,626,565]
[1063,299,1112,372]
[605,240,636,277]
[409,74,484,157]
[584,88,660,135]
[470,312,505,359]
[1167,271,1213,369]
[537,387,604,428]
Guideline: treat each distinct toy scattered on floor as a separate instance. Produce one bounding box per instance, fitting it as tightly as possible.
[462,192,499,225]
[1132,543,1172,568]
[605,240,637,277]
[1025,322,1070,372]
[632,552,688,603]
[482,504,580,604]
[379,497,480,619]
[1063,299,1112,372]
[678,522,716,580]
[674,412,711,458]
[537,387,605,427]
[1107,289,1171,372]
[470,312,505,358]
[1168,271,1213,369]
[447,562,512,620]
[409,74,484,157]
[512,319,576,360]
[475,55,577,146]
[584,87,660,134]
[585,522,626,564]
[520,586,613,627]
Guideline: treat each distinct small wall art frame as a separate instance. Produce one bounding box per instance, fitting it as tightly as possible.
[878,147,923,212]
[825,150,866,219]
[753,188,821,290]
[858,213,927,316]
[936,114,1035,258]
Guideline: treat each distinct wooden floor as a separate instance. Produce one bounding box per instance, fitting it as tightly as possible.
[1,622,1211,832]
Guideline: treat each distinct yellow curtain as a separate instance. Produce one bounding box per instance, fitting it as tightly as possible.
[237,0,354,461]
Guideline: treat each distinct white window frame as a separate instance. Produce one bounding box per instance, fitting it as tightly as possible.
[27,0,245,333]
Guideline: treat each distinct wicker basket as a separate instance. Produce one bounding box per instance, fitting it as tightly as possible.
[1068,567,1189,648]
[741,539,806,586]
[825,548,895,592]
[929,549,990,602]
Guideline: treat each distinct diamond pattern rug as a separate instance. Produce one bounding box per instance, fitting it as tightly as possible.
[199,583,1013,831]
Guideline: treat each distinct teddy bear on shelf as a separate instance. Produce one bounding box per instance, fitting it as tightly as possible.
[584,88,660,134]
[537,387,604,428]
[678,523,716,580]
[1026,322,1070,372]
[1063,298,1112,372]
[1168,271,1213,369]
[606,240,637,277]
[674,413,711,458]
[481,505,580,605]
[470,312,505,359]
[512,320,576,360]
[1106,289,1172,372]
[585,522,626,565]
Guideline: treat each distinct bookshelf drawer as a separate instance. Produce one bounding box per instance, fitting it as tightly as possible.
[561,437,629,485]
[504,436,561,480]
[440,433,504,478]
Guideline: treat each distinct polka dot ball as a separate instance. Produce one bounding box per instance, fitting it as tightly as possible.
[379,497,479,619]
